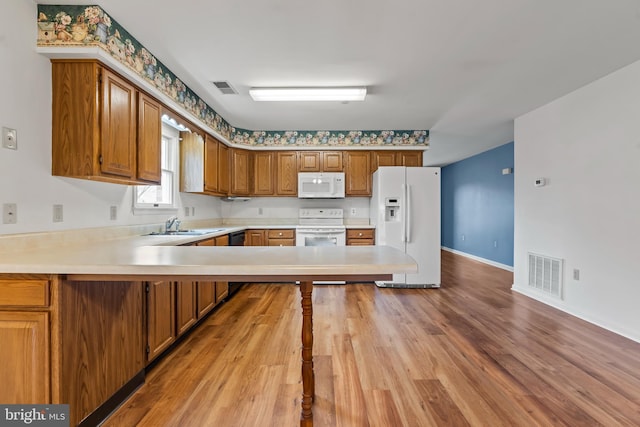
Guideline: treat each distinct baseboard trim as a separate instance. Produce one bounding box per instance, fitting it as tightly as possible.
[441,247,514,272]
[512,285,640,344]
[79,369,144,427]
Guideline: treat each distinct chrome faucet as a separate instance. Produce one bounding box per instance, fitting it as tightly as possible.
[165,216,180,233]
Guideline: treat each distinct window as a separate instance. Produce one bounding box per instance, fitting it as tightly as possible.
[133,124,179,213]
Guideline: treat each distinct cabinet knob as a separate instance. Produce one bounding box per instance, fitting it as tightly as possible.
[278,232,283,236]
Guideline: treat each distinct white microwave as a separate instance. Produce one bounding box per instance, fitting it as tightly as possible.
[297,172,345,198]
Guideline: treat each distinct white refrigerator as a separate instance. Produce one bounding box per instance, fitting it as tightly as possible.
[370,166,441,288]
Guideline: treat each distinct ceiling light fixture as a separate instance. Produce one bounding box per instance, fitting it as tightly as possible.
[249,87,367,102]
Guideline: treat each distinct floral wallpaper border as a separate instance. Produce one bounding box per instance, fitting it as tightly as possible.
[36,4,429,148]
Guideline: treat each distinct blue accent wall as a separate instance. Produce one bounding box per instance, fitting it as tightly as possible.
[441,142,514,266]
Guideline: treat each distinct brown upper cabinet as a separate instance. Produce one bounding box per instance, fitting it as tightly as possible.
[218,143,230,194]
[51,59,161,185]
[180,131,205,193]
[180,132,229,196]
[344,151,372,196]
[230,148,252,196]
[204,134,220,193]
[137,93,162,183]
[372,150,423,171]
[253,151,298,196]
[275,151,298,196]
[253,151,275,196]
[298,151,343,172]
[298,151,320,172]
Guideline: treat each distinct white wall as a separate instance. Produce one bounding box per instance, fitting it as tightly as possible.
[0,2,222,235]
[514,59,640,342]
[221,197,370,223]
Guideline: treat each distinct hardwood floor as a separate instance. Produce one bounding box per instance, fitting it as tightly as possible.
[102,251,640,426]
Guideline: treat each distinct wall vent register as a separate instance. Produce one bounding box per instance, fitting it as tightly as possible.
[528,252,563,299]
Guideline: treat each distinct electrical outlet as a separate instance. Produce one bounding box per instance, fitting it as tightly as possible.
[461,234,465,241]
[184,206,190,217]
[493,240,497,247]
[2,127,17,150]
[573,269,580,281]
[258,207,264,216]
[110,206,117,221]
[53,204,63,222]
[3,203,17,224]
[191,207,195,216]
[351,208,357,216]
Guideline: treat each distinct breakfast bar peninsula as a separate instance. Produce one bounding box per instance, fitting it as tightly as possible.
[0,243,416,427]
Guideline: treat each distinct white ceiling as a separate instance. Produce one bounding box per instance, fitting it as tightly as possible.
[36,0,640,165]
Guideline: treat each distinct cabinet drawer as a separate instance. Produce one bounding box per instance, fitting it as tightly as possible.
[347,229,374,239]
[0,280,49,307]
[267,229,295,239]
[347,239,374,246]
[268,239,295,247]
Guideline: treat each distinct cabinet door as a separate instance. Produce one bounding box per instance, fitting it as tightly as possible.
[246,230,266,246]
[372,151,397,172]
[230,148,252,195]
[204,134,219,193]
[322,151,344,171]
[100,67,137,178]
[345,151,372,196]
[254,152,275,195]
[215,282,229,303]
[137,93,162,183]
[0,311,49,403]
[176,281,197,336]
[196,238,216,316]
[179,132,205,193]
[197,281,216,317]
[147,281,175,362]
[275,151,298,196]
[298,151,321,172]
[218,143,230,194]
[399,151,423,167]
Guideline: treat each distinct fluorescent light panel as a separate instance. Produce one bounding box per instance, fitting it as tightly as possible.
[249,87,366,102]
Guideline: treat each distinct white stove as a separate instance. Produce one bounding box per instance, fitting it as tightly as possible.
[296,208,346,247]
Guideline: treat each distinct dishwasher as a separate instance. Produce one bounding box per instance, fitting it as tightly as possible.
[228,230,245,296]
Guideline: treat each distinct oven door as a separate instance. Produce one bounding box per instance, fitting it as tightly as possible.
[296,228,346,284]
[296,228,346,247]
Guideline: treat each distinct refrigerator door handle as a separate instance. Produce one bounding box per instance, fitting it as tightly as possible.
[406,184,411,243]
[401,184,407,243]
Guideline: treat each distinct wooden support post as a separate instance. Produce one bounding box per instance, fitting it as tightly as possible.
[299,281,314,427]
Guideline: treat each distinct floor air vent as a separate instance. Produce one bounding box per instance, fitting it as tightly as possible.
[528,253,563,299]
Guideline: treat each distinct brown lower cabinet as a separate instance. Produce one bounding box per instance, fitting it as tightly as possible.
[0,277,51,405]
[176,280,197,336]
[346,228,375,245]
[246,229,296,246]
[146,280,176,362]
[0,310,49,403]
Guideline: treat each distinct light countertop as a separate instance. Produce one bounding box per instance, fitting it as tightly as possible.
[0,225,412,279]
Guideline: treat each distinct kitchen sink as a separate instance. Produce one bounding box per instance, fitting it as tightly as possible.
[145,228,224,236]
